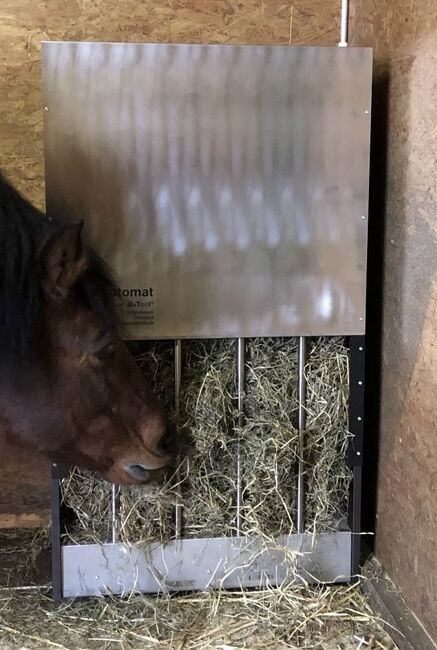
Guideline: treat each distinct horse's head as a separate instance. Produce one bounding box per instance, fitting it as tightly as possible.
[0,180,175,485]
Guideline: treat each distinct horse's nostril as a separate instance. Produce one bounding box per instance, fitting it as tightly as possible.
[159,427,178,456]
[157,441,170,456]
[125,464,151,482]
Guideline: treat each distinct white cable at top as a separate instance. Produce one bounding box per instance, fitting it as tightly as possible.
[338,0,349,47]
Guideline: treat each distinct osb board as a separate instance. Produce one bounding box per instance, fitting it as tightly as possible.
[349,0,437,64]
[350,0,437,643]
[0,0,340,528]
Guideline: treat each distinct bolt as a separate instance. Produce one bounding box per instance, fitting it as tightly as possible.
[53,463,57,468]
[357,416,362,421]
[364,110,370,115]
[357,451,361,456]
[358,346,363,351]
[44,106,49,111]
[95,576,100,580]
[358,380,363,386]
[361,215,367,220]
[359,317,364,321]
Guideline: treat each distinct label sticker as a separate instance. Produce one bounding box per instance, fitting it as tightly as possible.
[114,286,155,326]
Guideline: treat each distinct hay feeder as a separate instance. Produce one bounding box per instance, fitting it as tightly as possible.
[43,42,372,599]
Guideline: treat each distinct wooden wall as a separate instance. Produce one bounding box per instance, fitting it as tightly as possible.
[0,0,340,527]
[350,0,437,643]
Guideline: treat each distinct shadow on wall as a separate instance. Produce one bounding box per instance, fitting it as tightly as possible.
[362,67,391,546]
[363,49,437,547]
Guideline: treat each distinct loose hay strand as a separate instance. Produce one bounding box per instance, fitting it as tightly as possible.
[0,581,398,650]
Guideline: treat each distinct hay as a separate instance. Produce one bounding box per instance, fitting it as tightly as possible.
[177,339,237,538]
[305,337,352,533]
[61,336,352,545]
[0,581,397,650]
[240,338,299,537]
[119,341,177,545]
[61,470,113,544]
[0,528,49,588]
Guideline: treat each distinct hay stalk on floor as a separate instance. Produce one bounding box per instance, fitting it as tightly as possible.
[0,581,397,650]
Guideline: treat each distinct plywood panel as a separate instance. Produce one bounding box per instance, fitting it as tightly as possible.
[350,0,437,642]
[0,0,339,528]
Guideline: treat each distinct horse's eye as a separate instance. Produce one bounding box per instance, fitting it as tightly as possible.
[91,330,115,362]
[94,342,115,361]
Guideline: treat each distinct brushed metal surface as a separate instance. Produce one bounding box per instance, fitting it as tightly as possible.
[43,43,372,338]
[62,532,352,597]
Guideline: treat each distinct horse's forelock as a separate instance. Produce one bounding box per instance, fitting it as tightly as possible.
[0,173,120,368]
[0,175,45,366]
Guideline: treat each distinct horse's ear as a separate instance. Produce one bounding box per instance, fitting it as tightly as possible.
[39,222,87,301]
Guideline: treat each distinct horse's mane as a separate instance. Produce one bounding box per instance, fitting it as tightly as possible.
[0,173,119,367]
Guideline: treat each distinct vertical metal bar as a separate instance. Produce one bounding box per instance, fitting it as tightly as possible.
[297,336,307,534]
[236,337,245,536]
[51,463,63,601]
[174,339,183,539]
[338,0,349,47]
[111,484,120,544]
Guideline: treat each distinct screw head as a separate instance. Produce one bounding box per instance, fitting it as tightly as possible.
[357,416,362,421]
[359,346,363,351]
[358,380,363,386]
[44,106,49,111]
[357,451,361,456]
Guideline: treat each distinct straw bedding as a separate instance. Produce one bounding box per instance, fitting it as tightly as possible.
[0,581,397,650]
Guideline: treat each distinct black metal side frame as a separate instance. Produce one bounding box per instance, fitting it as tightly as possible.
[51,463,66,600]
[347,335,366,580]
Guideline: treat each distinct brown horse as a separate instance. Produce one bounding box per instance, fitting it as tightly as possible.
[0,174,173,485]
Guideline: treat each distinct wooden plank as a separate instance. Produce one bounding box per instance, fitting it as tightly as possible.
[350,1,437,642]
[362,554,437,650]
[0,512,50,529]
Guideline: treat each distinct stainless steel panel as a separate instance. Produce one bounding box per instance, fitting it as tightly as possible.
[62,532,352,597]
[43,43,372,338]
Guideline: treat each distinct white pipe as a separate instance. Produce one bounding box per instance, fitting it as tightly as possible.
[111,484,119,543]
[338,0,349,47]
